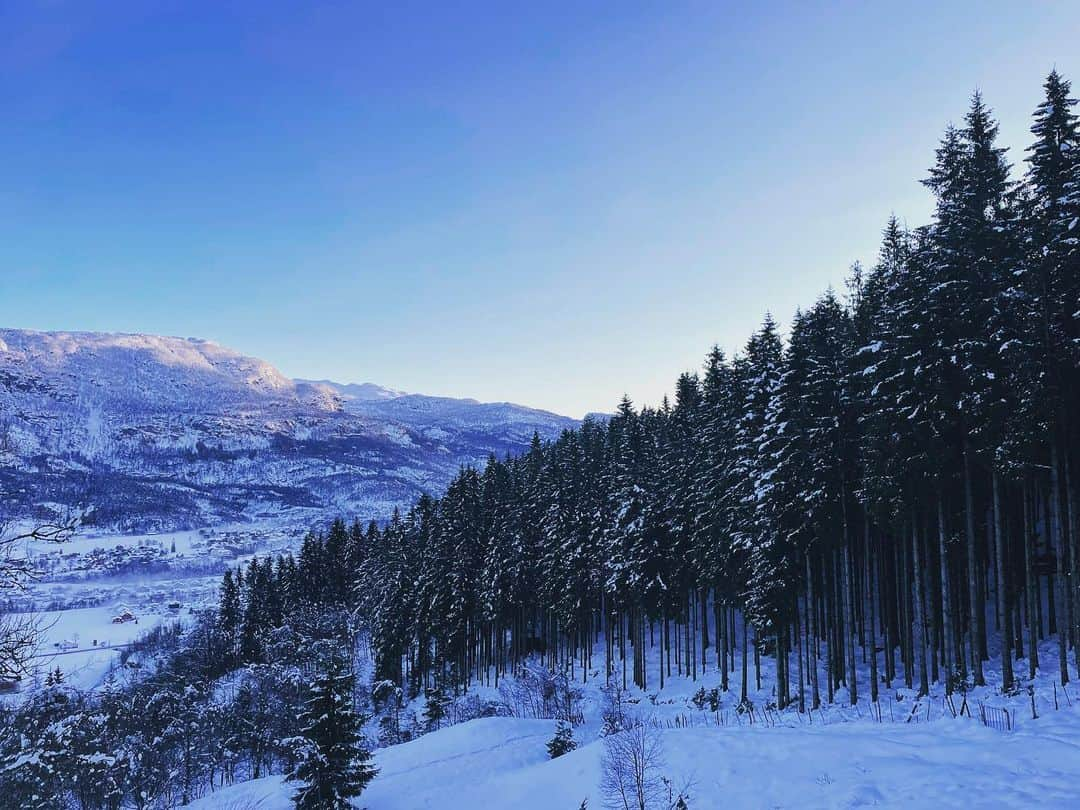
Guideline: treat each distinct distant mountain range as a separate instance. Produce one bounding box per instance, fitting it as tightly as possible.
[0,330,578,532]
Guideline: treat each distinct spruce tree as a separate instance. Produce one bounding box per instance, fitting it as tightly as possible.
[288,657,376,810]
[348,77,1080,711]
[1027,71,1080,680]
[546,721,577,758]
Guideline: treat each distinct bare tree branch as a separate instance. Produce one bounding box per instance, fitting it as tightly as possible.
[0,506,82,681]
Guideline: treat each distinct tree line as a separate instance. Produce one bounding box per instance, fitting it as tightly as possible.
[359,73,1080,711]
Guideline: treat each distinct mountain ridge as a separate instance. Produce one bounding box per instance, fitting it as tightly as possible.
[0,328,578,531]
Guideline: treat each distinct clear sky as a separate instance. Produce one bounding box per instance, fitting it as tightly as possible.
[2,2,1078,417]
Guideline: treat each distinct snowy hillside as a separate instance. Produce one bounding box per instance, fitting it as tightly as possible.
[186,696,1080,809]
[0,329,576,531]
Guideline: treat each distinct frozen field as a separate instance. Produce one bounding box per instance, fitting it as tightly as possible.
[6,605,174,695]
[6,523,297,698]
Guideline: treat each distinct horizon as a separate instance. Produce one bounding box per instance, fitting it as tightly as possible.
[2,2,1079,418]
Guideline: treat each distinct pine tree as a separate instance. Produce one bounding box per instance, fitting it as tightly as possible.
[423,686,449,731]
[1026,70,1080,680]
[348,77,1080,711]
[218,568,242,667]
[546,721,577,758]
[288,657,376,810]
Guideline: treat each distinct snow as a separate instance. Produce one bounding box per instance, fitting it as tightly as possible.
[5,606,173,695]
[173,616,1080,809]
[18,526,203,560]
[297,380,409,402]
[183,705,1080,809]
[0,327,577,533]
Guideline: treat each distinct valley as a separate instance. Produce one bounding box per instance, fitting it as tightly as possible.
[0,329,577,697]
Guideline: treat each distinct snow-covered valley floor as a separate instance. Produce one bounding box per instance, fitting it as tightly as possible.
[4,523,300,696]
[185,704,1080,809]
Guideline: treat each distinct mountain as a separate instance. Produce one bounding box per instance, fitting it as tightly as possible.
[0,329,577,532]
[295,379,407,402]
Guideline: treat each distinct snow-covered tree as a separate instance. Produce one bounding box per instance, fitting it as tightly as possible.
[288,657,376,810]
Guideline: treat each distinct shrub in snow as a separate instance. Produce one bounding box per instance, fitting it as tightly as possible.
[547,721,577,759]
[498,663,582,722]
[371,679,399,709]
[600,684,634,736]
[690,687,720,712]
[445,692,505,726]
[373,679,410,744]
[423,686,450,731]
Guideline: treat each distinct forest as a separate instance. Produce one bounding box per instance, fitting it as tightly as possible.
[358,72,1080,710]
[1,70,1077,809]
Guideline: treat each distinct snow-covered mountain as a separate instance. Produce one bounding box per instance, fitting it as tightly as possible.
[0,329,577,531]
[294,379,407,402]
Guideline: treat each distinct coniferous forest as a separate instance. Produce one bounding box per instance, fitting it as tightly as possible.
[1,72,1078,809]
[358,74,1080,708]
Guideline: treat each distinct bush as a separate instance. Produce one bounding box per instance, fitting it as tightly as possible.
[546,721,577,759]
[498,663,582,722]
[423,686,450,731]
[599,721,665,810]
[600,685,633,736]
[446,693,505,725]
[692,686,720,712]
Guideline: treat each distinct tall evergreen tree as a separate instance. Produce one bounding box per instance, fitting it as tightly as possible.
[288,657,376,810]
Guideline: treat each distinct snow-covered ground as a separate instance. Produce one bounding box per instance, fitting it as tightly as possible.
[12,517,1079,806]
[185,703,1080,809]
[13,530,1080,806]
[176,626,1080,809]
[5,523,297,698]
[5,604,176,696]
[14,523,300,608]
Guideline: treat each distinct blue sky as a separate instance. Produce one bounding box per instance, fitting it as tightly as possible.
[2,2,1078,417]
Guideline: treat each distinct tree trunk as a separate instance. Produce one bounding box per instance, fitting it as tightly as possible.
[842,543,857,704]
[1051,442,1070,684]
[900,533,913,689]
[911,516,929,696]
[992,470,1013,692]
[963,446,985,685]
[865,522,879,703]
[701,587,710,666]
[796,589,806,712]
[937,496,955,695]
[1024,479,1039,680]
[806,555,820,709]
[740,613,749,705]
[1065,445,1079,678]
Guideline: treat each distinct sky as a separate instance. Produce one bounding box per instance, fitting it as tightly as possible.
[2,1,1078,418]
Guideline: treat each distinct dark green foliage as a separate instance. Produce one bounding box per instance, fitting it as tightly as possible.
[288,657,376,810]
[547,721,577,759]
[356,75,1080,707]
[423,686,450,731]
